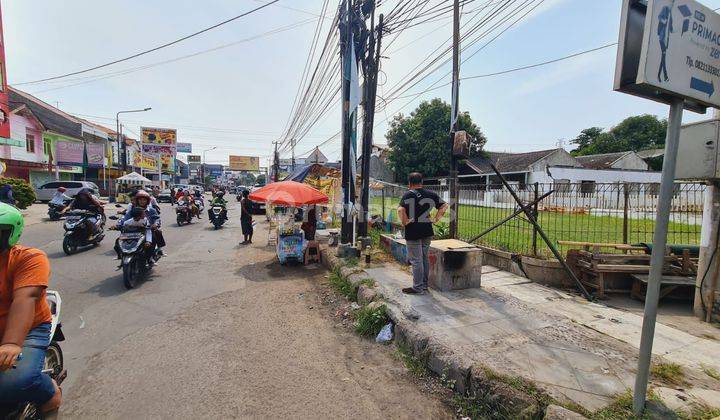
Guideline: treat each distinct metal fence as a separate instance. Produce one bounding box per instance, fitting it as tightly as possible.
[370,181,706,258]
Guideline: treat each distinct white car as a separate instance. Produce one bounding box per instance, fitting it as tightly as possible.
[35,181,100,202]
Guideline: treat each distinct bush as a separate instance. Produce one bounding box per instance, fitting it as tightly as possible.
[0,177,36,209]
[354,304,388,337]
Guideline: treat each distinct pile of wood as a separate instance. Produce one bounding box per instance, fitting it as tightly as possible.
[563,241,697,299]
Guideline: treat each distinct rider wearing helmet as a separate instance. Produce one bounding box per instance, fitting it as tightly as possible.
[0,203,62,413]
[62,188,104,240]
[115,190,165,260]
[49,187,71,207]
[209,191,228,222]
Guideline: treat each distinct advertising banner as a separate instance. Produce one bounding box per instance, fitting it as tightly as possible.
[176,142,192,153]
[0,6,10,140]
[229,155,260,171]
[141,127,177,146]
[56,140,84,165]
[86,143,105,168]
[188,154,201,164]
[133,153,159,170]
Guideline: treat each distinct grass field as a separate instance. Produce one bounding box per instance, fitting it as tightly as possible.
[369,196,701,257]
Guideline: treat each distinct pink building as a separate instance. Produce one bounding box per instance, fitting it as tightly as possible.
[0,104,53,185]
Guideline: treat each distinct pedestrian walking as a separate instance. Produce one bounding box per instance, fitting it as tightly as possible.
[0,183,16,206]
[240,190,254,245]
[170,187,176,206]
[397,172,448,294]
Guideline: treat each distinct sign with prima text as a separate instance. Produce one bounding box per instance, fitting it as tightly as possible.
[638,0,720,108]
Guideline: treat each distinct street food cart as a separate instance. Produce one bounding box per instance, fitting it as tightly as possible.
[276,220,305,264]
[115,172,152,203]
[249,180,328,264]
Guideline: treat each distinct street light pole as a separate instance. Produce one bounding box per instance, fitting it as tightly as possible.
[116,107,151,172]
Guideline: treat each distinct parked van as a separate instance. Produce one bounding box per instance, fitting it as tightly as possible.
[35,181,100,202]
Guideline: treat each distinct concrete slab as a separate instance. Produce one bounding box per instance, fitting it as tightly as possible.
[369,263,633,411]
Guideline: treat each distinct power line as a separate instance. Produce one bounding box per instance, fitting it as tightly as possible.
[25,18,318,94]
[14,0,280,85]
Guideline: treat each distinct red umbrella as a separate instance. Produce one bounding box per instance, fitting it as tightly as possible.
[249,181,328,207]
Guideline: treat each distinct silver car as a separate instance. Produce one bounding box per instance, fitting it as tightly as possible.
[35,181,100,202]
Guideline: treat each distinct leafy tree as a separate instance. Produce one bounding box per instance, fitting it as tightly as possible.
[0,177,36,209]
[571,114,667,156]
[256,174,267,185]
[569,127,603,155]
[386,98,486,180]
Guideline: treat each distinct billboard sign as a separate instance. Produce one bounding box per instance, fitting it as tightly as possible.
[177,142,192,153]
[141,127,177,146]
[56,140,84,165]
[86,143,105,168]
[188,154,201,164]
[133,153,159,170]
[615,0,720,112]
[229,155,260,171]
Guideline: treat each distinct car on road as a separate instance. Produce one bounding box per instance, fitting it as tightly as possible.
[35,181,100,202]
[158,189,172,203]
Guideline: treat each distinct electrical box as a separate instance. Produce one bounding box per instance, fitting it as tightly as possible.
[676,119,720,180]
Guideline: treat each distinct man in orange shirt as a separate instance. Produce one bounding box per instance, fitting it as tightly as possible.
[0,203,61,413]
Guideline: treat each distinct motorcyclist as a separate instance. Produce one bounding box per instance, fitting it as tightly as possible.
[0,203,62,414]
[192,188,204,218]
[49,187,71,207]
[208,191,228,222]
[115,190,164,260]
[61,188,104,240]
[185,190,200,219]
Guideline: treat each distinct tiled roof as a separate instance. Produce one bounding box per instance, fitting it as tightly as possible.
[575,152,629,169]
[8,87,82,139]
[466,149,559,174]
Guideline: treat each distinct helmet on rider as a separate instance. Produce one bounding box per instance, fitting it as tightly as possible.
[57,187,67,193]
[0,202,24,252]
[134,190,151,208]
[216,191,225,199]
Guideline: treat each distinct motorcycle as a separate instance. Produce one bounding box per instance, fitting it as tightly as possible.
[175,200,192,226]
[0,291,67,420]
[114,217,162,289]
[62,210,105,255]
[47,199,71,221]
[209,205,227,229]
[193,198,204,215]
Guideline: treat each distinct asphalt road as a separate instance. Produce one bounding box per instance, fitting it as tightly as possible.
[21,198,449,419]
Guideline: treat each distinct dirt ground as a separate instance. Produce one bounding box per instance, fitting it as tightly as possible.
[63,224,451,419]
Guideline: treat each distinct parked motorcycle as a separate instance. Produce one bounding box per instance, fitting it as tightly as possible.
[47,199,72,221]
[209,204,227,229]
[175,200,192,226]
[0,291,67,420]
[62,210,105,255]
[114,217,162,289]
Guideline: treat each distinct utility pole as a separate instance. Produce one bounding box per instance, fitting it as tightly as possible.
[448,0,461,239]
[272,141,280,182]
[359,12,383,238]
[340,0,354,245]
[291,138,296,172]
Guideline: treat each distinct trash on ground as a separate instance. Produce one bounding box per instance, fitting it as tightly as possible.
[376,323,394,343]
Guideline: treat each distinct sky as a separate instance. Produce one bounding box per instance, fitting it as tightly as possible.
[4,0,720,168]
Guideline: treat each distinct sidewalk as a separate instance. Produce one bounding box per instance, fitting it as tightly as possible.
[363,263,720,414]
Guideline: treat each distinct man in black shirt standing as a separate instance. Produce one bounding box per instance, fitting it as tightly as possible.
[397,172,448,294]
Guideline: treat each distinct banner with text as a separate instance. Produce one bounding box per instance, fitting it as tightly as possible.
[229,155,260,171]
[177,142,192,153]
[56,140,84,165]
[86,143,105,168]
[187,154,201,164]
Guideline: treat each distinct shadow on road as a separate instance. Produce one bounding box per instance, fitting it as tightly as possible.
[81,270,157,297]
[236,257,322,282]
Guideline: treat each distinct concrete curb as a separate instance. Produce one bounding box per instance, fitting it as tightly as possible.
[320,248,586,419]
